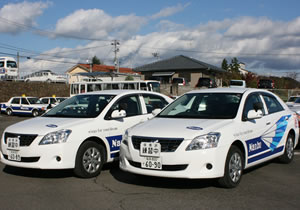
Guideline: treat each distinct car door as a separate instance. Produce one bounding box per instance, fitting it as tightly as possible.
[10,97,21,112]
[104,94,147,158]
[20,98,31,114]
[238,92,273,167]
[260,93,288,156]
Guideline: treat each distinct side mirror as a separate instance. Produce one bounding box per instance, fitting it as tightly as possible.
[111,110,126,119]
[152,108,161,116]
[247,109,263,120]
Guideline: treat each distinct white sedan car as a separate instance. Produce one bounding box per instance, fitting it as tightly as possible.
[120,88,299,188]
[0,90,173,178]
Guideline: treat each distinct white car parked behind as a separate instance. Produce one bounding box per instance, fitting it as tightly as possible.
[120,88,299,188]
[0,90,173,178]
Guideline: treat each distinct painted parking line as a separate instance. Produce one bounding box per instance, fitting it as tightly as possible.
[294,151,300,155]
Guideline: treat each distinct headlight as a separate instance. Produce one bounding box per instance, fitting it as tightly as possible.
[186,132,221,151]
[122,130,129,146]
[39,129,72,145]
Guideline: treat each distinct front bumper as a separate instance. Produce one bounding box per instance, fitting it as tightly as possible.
[119,138,229,179]
[0,134,77,169]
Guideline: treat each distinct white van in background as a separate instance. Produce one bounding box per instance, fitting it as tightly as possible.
[0,57,18,80]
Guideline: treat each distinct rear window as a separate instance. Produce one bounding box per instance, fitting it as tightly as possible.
[230,81,244,86]
[172,78,184,83]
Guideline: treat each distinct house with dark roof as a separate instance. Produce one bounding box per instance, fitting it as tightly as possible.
[134,55,226,87]
[66,64,140,83]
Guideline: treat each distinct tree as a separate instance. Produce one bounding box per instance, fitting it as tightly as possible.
[92,56,102,65]
[230,57,240,73]
[221,58,229,71]
[125,75,134,81]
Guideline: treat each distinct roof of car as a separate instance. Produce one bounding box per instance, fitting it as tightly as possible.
[187,87,270,94]
[79,89,167,96]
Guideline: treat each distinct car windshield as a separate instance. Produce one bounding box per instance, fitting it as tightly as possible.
[295,97,300,103]
[43,94,115,118]
[158,93,242,119]
[197,78,211,86]
[287,97,298,102]
[27,97,41,104]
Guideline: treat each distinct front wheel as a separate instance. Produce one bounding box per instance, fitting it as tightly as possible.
[74,141,106,178]
[218,145,244,188]
[278,134,294,164]
[32,110,39,117]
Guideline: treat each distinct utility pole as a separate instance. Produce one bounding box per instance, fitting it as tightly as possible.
[17,52,19,80]
[111,40,120,72]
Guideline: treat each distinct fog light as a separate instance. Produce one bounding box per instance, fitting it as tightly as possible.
[56,156,61,162]
[206,163,213,170]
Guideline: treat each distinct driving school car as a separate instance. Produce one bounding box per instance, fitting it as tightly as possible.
[120,88,299,188]
[0,96,47,117]
[0,90,173,178]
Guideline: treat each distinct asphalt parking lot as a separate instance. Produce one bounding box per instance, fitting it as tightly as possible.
[0,115,300,210]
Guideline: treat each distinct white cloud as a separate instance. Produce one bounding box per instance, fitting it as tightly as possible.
[54,9,147,40]
[21,15,300,79]
[0,1,50,34]
[151,3,190,20]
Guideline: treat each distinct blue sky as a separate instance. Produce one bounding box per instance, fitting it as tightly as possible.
[0,0,300,80]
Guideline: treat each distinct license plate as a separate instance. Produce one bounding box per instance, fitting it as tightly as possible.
[7,150,21,161]
[7,137,20,150]
[141,157,162,170]
[140,142,161,157]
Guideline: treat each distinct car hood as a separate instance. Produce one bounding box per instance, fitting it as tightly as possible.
[129,117,232,139]
[4,117,92,135]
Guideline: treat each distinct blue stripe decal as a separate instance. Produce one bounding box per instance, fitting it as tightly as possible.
[248,146,284,164]
[106,135,122,152]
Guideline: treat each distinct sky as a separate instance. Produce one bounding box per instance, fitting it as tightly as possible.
[0,0,300,80]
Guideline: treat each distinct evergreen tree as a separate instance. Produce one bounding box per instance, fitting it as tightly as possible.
[92,56,102,65]
[221,58,229,71]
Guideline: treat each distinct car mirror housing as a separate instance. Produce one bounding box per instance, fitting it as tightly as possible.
[111,110,126,119]
[152,108,162,116]
[247,109,263,120]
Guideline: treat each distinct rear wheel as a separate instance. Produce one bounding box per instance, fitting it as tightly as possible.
[218,145,244,188]
[278,134,294,164]
[74,141,105,178]
[6,108,13,116]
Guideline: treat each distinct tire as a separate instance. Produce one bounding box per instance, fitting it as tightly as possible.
[46,79,52,83]
[218,145,244,188]
[74,141,106,178]
[6,108,13,116]
[278,134,294,164]
[32,110,39,117]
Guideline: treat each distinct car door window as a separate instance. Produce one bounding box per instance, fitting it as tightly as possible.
[21,98,29,105]
[108,95,142,118]
[41,99,48,104]
[50,98,56,104]
[143,94,169,113]
[262,94,284,114]
[242,93,265,120]
[11,98,20,104]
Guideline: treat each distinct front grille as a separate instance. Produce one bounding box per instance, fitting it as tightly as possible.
[4,132,38,146]
[3,155,40,162]
[128,160,188,171]
[131,136,184,152]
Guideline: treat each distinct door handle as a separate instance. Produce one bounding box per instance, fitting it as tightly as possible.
[266,122,271,125]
